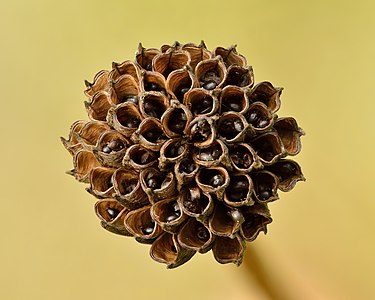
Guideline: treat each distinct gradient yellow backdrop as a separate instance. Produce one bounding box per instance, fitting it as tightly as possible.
[1,0,374,299]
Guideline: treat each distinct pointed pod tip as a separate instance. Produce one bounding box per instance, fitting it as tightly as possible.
[65,169,75,176]
[84,80,92,88]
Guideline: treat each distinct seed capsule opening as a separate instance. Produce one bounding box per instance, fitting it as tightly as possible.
[220,86,248,113]
[153,51,190,78]
[252,171,279,203]
[217,113,247,142]
[111,75,140,105]
[245,103,272,130]
[250,132,283,164]
[224,65,253,87]
[248,81,282,113]
[196,58,226,90]
[167,69,194,102]
[184,88,218,117]
[136,45,160,71]
[140,92,168,119]
[229,144,256,171]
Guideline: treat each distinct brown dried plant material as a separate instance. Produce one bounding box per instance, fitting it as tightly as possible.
[62,41,305,268]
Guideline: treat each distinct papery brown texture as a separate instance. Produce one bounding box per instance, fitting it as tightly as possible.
[62,41,305,268]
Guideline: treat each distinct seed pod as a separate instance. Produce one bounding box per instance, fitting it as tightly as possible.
[60,120,87,156]
[76,121,111,150]
[140,71,167,94]
[182,41,211,70]
[174,158,199,189]
[122,144,158,170]
[85,90,112,122]
[251,170,279,203]
[93,130,128,168]
[212,234,246,266]
[250,132,284,165]
[228,143,260,173]
[110,74,139,105]
[68,149,101,183]
[217,112,249,143]
[63,41,304,268]
[110,60,140,83]
[153,50,190,78]
[213,45,247,67]
[177,218,214,253]
[160,101,193,138]
[224,173,254,207]
[184,88,219,117]
[124,205,163,242]
[84,70,110,97]
[136,43,161,71]
[150,232,196,269]
[150,197,187,233]
[166,68,196,102]
[240,203,272,241]
[139,92,169,119]
[224,65,254,88]
[186,116,216,148]
[159,138,188,170]
[209,201,244,238]
[245,102,274,132]
[178,186,214,222]
[193,139,230,168]
[95,199,132,236]
[112,168,149,209]
[140,168,177,203]
[267,159,305,192]
[248,81,282,113]
[273,117,305,156]
[196,57,226,90]
[132,117,167,151]
[220,85,249,114]
[88,167,116,199]
[196,166,230,199]
[107,102,143,138]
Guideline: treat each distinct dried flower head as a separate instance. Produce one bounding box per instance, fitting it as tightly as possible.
[61,41,305,268]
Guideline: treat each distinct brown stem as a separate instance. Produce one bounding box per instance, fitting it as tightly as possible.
[243,247,292,300]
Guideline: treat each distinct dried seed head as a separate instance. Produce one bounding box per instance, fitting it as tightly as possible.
[62,41,304,268]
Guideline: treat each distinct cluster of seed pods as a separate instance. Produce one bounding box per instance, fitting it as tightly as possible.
[61,41,304,268]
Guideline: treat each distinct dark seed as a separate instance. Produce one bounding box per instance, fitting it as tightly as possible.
[209,174,224,187]
[258,190,271,200]
[229,210,242,222]
[248,111,258,123]
[258,119,269,128]
[144,82,163,92]
[166,212,180,222]
[102,145,111,154]
[124,117,140,128]
[120,95,138,104]
[143,128,164,143]
[108,139,124,151]
[191,97,213,115]
[122,179,137,194]
[141,221,155,235]
[147,178,159,189]
[196,226,209,242]
[202,81,217,90]
[145,63,152,71]
[171,244,177,253]
[140,151,154,164]
[144,101,165,118]
[106,207,120,221]
[179,160,196,174]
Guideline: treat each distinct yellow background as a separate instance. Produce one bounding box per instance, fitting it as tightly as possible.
[1,0,374,299]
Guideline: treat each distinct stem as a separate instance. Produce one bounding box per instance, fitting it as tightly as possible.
[243,247,291,300]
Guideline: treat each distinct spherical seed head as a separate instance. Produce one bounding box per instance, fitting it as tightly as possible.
[61,41,305,268]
